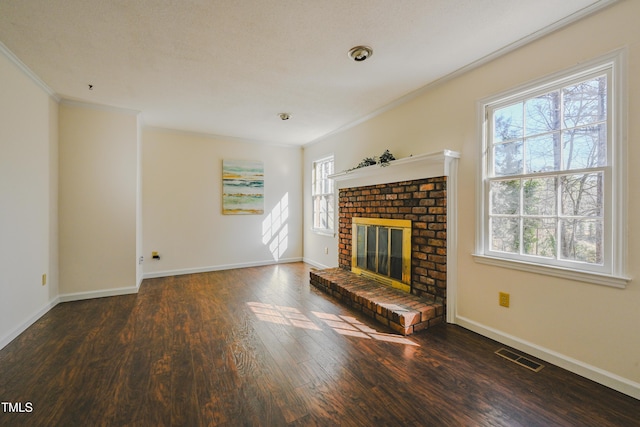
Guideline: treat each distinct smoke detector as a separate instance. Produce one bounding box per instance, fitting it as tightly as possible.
[348,46,373,62]
[278,113,291,121]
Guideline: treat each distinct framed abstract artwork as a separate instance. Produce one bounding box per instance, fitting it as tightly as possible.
[222,159,264,214]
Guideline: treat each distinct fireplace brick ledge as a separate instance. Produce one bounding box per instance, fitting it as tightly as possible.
[310,267,443,335]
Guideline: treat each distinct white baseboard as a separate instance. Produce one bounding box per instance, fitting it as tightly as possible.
[1,283,143,351]
[301,257,332,270]
[454,315,640,400]
[58,285,139,303]
[0,297,60,351]
[143,257,303,279]
[137,270,144,289]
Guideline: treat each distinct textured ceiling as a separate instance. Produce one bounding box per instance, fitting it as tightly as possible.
[0,0,615,145]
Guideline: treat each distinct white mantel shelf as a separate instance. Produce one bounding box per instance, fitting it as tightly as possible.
[329,150,460,189]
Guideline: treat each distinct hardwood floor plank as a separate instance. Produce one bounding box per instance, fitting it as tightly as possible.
[0,262,638,426]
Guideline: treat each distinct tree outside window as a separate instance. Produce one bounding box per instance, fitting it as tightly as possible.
[479,52,628,287]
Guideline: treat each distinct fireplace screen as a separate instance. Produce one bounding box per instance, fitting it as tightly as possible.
[351,218,411,293]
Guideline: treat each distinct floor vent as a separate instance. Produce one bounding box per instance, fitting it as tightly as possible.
[495,348,544,372]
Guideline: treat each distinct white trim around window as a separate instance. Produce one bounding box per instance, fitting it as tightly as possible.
[474,49,630,288]
[311,154,335,235]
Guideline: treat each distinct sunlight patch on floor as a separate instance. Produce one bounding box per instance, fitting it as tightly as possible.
[312,311,419,346]
[248,302,320,330]
[246,302,418,346]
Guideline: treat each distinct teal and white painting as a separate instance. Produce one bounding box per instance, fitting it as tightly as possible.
[222,159,264,214]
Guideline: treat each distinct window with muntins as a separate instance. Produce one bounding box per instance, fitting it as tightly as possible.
[312,155,334,233]
[477,52,628,287]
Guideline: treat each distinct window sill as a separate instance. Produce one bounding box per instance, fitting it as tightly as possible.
[311,228,335,237]
[472,254,630,288]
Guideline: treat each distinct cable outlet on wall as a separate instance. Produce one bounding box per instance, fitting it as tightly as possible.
[324,247,328,254]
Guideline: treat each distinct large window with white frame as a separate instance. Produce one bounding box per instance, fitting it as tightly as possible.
[476,52,628,287]
[312,155,334,233]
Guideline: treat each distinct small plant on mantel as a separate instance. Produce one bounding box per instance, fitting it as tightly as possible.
[346,149,396,172]
[378,149,395,166]
[355,156,378,169]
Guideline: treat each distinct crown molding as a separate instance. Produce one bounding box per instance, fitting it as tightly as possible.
[60,98,140,116]
[0,41,60,102]
[144,125,303,149]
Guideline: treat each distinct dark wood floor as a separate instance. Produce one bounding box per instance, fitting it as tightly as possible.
[0,263,637,426]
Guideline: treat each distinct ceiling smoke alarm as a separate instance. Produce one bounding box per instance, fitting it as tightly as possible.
[278,113,291,120]
[348,46,373,62]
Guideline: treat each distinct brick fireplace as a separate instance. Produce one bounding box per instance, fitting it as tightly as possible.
[338,176,448,304]
[323,151,460,326]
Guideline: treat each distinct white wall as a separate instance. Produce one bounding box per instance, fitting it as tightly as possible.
[0,47,58,347]
[142,128,303,277]
[58,103,139,297]
[304,1,640,397]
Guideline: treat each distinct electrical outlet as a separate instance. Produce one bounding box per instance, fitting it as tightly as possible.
[42,273,47,286]
[499,292,510,308]
[324,247,329,254]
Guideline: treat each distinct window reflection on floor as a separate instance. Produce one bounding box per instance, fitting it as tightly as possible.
[247,302,418,346]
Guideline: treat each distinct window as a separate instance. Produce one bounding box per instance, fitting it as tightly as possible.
[476,52,628,287]
[312,155,334,233]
